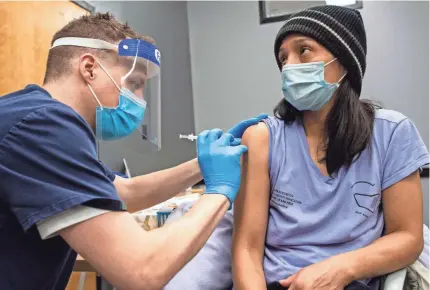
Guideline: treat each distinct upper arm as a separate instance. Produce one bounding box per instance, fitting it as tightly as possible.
[59,211,152,289]
[0,106,122,231]
[382,171,423,238]
[37,205,111,240]
[233,123,270,261]
[381,118,428,245]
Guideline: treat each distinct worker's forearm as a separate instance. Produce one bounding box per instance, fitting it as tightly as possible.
[123,159,202,212]
[144,194,229,288]
[339,231,423,282]
[232,249,266,290]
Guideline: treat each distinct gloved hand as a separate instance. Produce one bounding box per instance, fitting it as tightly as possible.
[227,113,268,144]
[197,129,248,209]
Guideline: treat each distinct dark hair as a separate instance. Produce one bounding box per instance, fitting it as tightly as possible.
[274,78,381,176]
[43,12,154,84]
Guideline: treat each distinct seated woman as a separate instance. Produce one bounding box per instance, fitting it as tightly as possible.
[232,5,428,290]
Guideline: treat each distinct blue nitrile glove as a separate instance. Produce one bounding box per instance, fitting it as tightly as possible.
[227,113,268,144]
[197,129,248,209]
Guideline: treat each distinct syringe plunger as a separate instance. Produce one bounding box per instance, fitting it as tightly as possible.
[179,134,197,141]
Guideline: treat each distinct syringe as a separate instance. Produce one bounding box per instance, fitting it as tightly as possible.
[179,134,197,141]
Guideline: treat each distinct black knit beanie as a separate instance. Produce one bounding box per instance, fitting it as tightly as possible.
[274,5,367,95]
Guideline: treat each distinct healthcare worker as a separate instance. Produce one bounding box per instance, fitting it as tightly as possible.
[0,13,266,290]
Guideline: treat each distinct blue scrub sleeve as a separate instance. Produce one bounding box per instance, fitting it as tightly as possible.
[382,118,429,190]
[0,105,123,231]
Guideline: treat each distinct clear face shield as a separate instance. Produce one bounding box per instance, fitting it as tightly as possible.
[114,38,161,152]
[51,37,161,152]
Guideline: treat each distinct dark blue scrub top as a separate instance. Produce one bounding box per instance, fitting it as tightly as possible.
[0,85,123,290]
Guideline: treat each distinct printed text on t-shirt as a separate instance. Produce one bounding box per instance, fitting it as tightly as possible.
[271,189,302,209]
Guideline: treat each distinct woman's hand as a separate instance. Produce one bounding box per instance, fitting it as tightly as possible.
[279,256,354,290]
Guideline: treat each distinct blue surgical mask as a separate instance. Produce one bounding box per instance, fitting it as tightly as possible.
[94,88,146,140]
[88,62,147,141]
[281,58,346,111]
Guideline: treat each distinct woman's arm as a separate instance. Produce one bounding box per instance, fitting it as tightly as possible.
[232,123,271,290]
[343,170,424,279]
[280,170,424,290]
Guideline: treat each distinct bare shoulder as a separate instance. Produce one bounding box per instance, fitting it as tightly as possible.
[241,122,269,147]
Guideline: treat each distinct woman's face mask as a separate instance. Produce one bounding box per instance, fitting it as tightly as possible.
[281,58,346,111]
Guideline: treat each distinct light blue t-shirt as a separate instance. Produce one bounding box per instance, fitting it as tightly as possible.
[262,109,429,288]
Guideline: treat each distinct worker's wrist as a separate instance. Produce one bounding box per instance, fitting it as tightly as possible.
[204,184,237,209]
[200,194,230,210]
[191,158,203,180]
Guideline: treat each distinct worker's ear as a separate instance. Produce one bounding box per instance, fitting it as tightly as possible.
[79,54,97,83]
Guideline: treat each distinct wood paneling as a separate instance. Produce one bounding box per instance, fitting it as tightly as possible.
[0,1,89,95]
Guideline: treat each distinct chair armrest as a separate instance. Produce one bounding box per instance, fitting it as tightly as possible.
[383,268,407,290]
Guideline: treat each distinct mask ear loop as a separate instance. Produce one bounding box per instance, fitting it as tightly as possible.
[87,59,123,110]
[325,58,347,84]
[324,58,337,67]
[96,60,121,92]
[338,72,347,83]
[88,84,103,110]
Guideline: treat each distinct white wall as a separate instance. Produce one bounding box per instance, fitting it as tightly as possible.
[188,1,284,133]
[360,1,429,147]
[187,1,429,224]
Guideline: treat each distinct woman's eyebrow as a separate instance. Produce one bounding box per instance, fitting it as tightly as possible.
[294,37,312,45]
